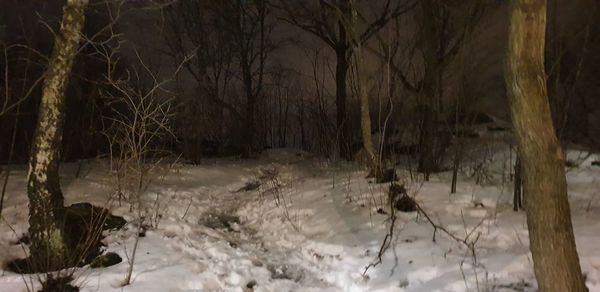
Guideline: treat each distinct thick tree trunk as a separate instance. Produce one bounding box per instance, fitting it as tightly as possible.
[505,0,587,291]
[27,0,87,271]
[417,0,443,179]
[333,0,352,161]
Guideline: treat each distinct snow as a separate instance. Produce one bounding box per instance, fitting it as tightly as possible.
[1,147,600,291]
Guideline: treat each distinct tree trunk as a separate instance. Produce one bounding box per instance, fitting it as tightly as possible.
[27,0,87,271]
[417,92,438,180]
[513,153,523,211]
[505,0,587,290]
[335,45,351,160]
[417,73,442,180]
[450,141,461,194]
[355,45,382,178]
[417,0,442,180]
[241,49,256,157]
[243,93,256,157]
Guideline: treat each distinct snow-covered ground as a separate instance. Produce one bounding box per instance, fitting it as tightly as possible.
[1,147,600,291]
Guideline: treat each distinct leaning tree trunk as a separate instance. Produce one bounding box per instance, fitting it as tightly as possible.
[505,0,587,291]
[355,44,382,178]
[27,0,87,271]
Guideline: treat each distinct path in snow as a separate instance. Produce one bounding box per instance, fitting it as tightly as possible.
[0,148,599,291]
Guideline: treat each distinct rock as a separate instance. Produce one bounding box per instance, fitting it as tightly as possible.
[388,184,417,212]
[233,181,261,193]
[6,202,127,273]
[40,275,78,292]
[246,280,257,289]
[200,213,241,231]
[65,202,126,231]
[90,252,122,268]
[63,203,127,265]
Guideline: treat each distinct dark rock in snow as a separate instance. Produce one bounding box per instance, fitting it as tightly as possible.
[90,252,122,268]
[388,184,417,212]
[267,264,303,282]
[591,161,600,167]
[246,280,258,289]
[6,202,126,273]
[233,181,261,193]
[40,275,79,292]
[63,203,127,264]
[66,202,127,231]
[473,201,485,208]
[138,225,147,237]
[200,213,241,232]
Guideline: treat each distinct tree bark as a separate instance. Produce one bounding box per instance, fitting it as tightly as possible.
[505,0,587,290]
[355,45,382,178]
[513,153,523,211]
[242,91,256,157]
[417,87,439,180]
[335,45,351,161]
[27,0,87,271]
[417,0,443,179]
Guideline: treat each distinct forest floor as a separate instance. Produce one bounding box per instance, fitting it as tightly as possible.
[1,147,600,291]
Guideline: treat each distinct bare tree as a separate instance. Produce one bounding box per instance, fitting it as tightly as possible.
[0,43,44,118]
[546,0,597,142]
[354,48,382,177]
[505,0,587,290]
[235,0,273,157]
[373,0,486,180]
[274,0,414,160]
[163,0,237,161]
[348,5,384,178]
[0,40,45,215]
[100,52,184,286]
[90,9,192,279]
[263,66,297,148]
[163,0,275,158]
[27,0,88,270]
